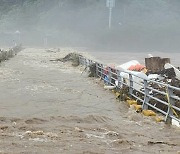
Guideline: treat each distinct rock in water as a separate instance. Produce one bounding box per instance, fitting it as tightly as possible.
[50,52,81,67]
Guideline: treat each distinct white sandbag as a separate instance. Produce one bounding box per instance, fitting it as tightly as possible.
[119,71,148,91]
[148,74,160,80]
[148,74,164,81]
[172,119,180,127]
[118,72,129,88]
[130,71,148,91]
[104,85,116,90]
[116,60,140,71]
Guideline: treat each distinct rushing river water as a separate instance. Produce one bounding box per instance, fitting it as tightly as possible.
[88,50,180,67]
[0,48,179,154]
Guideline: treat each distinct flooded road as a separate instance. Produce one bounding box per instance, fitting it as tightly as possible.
[0,48,179,154]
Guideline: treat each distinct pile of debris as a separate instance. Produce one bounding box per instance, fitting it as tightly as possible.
[145,56,180,87]
[50,52,81,67]
[115,55,180,92]
[114,55,180,120]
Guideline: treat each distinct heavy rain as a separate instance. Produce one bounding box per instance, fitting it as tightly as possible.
[0,0,180,153]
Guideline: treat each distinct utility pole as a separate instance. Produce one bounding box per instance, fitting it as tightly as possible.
[106,0,115,29]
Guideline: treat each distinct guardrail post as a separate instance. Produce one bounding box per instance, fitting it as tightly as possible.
[142,79,149,110]
[117,70,122,88]
[85,59,87,66]
[95,63,98,77]
[100,64,103,79]
[96,63,99,77]
[85,59,87,67]
[165,86,175,124]
[86,59,89,66]
[80,57,83,65]
[108,67,112,85]
[88,59,90,66]
[83,58,85,66]
[88,59,91,66]
[129,74,133,95]
[78,56,81,65]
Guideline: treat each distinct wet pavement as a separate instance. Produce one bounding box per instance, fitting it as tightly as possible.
[0,48,179,154]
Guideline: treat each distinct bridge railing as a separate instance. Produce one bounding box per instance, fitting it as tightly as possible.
[79,55,180,123]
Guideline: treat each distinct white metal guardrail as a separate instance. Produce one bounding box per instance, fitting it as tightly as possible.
[79,55,180,123]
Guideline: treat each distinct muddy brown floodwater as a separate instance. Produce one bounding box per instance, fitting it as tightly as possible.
[0,48,179,154]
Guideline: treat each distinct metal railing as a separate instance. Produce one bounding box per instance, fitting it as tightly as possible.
[79,55,180,123]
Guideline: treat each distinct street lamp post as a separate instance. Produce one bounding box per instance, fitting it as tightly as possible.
[106,0,115,29]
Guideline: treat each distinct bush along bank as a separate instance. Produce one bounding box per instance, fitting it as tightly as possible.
[0,45,23,63]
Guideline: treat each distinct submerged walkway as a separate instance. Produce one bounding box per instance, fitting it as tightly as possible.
[0,48,179,153]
